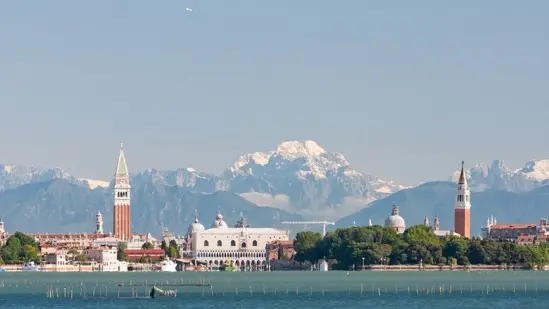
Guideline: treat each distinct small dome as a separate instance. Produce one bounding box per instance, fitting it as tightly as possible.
[211,212,228,228]
[211,219,228,228]
[384,205,406,233]
[385,215,406,228]
[188,218,205,234]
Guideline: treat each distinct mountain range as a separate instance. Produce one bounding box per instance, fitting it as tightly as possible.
[0,178,303,235]
[2,140,549,235]
[450,159,549,192]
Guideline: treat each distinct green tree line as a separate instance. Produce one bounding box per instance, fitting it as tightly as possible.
[0,232,41,264]
[161,240,180,259]
[293,225,549,270]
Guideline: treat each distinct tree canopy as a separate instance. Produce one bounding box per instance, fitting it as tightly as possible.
[0,232,41,264]
[141,242,154,249]
[293,225,549,270]
[167,240,180,259]
[117,242,128,261]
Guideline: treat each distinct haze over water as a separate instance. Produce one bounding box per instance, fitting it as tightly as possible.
[1,271,549,308]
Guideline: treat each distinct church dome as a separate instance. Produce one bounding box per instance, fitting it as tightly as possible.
[385,205,406,233]
[211,212,228,228]
[188,218,205,234]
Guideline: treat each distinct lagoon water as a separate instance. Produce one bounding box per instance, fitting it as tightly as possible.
[0,271,548,308]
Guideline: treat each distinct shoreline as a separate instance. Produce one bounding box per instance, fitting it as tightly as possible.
[361,264,532,271]
[0,264,540,272]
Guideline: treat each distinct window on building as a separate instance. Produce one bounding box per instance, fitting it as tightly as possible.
[204,240,209,246]
[252,240,257,246]
[230,240,236,246]
[241,242,247,248]
[217,240,222,247]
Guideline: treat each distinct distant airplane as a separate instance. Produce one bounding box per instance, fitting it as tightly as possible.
[186,7,193,12]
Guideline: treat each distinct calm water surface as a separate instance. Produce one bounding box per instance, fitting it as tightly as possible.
[0,271,548,308]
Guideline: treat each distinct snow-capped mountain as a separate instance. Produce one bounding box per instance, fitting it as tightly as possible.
[132,140,406,219]
[1,141,405,220]
[0,164,108,191]
[450,159,549,192]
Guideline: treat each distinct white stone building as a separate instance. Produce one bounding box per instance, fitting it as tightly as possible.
[189,212,289,269]
[84,246,118,264]
[83,246,127,271]
[45,248,69,266]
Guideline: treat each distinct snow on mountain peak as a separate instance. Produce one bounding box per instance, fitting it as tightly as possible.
[229,152,272,174]
[451,159,549,192]
[2,164,15,173]
[79,178,110,189]
[520,159,549,182]
[275,140,327,160]
[227,140,350,180]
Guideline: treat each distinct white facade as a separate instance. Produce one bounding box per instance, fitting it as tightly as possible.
[190,214,289,269]
[93,237,122,247]
[126,233,158,249]
[455,161,471,210]
[84,247,118,264]
[84,246,128,271]
[45,249,69,266]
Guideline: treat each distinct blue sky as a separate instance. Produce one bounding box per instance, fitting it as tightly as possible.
[1,1,547,185]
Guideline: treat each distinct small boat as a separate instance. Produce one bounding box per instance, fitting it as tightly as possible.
[22,261,40,272]
[158,260,177,272]
[219,259,239,272]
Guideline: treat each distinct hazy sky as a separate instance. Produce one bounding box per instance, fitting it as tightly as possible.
[1,1,547,185]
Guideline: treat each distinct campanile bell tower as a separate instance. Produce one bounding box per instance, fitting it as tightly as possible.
[454,161,471,238]
[113,143,131,240]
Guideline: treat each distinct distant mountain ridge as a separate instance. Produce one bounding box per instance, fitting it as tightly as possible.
[450,159,549,192]
[1,140,407,220]
[0,163,109,191]
[3,142,549,232]
[0,178,302,235]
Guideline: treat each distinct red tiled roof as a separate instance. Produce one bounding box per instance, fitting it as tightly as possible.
[30,233,108,240]
[491,224,537,229]
[124,249,164,254]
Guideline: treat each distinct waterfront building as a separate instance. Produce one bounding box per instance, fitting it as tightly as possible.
[266,240,295,260]
[32,232,105,248]
[83,246,118,264]
[44,248,69,266]
[124,248,165,262]
[482,217,549,242]
[385,205,406,233]
[113,143,131,240]
[188,212,289,269]
[454,161,471,238]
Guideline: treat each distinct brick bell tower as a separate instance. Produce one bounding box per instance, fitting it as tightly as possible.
[454,161,471,238]
[113,142,131,240]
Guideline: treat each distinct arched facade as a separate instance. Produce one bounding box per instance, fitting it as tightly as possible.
[190,214,289,270]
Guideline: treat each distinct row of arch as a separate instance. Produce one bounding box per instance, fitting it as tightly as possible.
[207,260,266,267]
[197,251,265,259]
[204,240,258,247]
